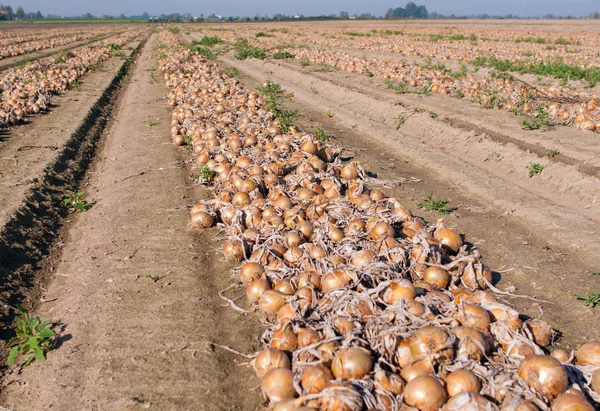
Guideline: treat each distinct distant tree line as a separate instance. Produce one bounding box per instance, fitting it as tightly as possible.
[0,4,43,20]
[385,2,429,19]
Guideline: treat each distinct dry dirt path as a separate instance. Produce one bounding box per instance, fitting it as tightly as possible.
[0,33,262,410]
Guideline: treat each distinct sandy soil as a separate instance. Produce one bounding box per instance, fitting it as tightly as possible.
[0,40,142,346]
[0,33,263,409]
[215,52,600,347]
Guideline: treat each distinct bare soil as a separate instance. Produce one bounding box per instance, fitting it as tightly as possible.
[0,39,142,345]
[215,52,600,348]
[0,32,263,409]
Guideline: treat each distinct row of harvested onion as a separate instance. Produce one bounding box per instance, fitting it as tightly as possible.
[0,30,142,129]
[201,29,599,132]
[284,47,599,132]
[158,30,600,410]
[0,28,110,60]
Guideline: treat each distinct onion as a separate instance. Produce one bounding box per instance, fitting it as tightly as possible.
[525,319,553,347]
[462,263,493,290]
[423,266,450,289]
[404,375,447,411]
[328,226,345,242]
[239,262,264,284]
[190,211,214,228]
[321,270,351,293]
[297,326,320,348]
[450,327,488,361]
[374,369,404,395]
[550,348,570,363]
[445,369,481,397]
[370,222,395,240]
[277,303,295,325]
[551,393,594,411]
[232,191,250,207]
[251,347,290,377]
[575,341,600,365]
[318,381,363,411]
[297,271,321,289]
[340,162,359,180]
[350,250,376,267]
[457,304,491,332]
[444,392,490,411]
[271,321,298,351]
[517,355,568,400]
[331,347,373,379]
[301,365,333,394]
[410,326,454,363]
[400,358,433,382]
[434,219,463,252]
[383,279,416,304]
[274,279,296,295]
[308,245,326,259]
[262,368,297,402]
[591,369,600,394]
[223,238,246,260]
[257,283,286,311]
[247,276,270,302]
[333,316,355,335]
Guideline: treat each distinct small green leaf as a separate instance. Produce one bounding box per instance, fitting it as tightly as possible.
[37,328,55,339]
[28,336,40,350]
[34,349,46,362]
[7,346,18,365]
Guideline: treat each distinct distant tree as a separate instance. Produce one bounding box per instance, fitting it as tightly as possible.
[5,5,13,18]
[35,10,43,19]
[589,11,600,19]
[405,2,418,17]
[385,2,428,19]
[339,11,349,19]
[81,12,93,19]
[356,13,374,19]
[15,6,24,18]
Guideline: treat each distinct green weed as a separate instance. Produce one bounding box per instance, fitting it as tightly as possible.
[258,80,298,132]
[193,166,217,184]
[547,149,560,157]
[312,126,329,141]
[6,306,55,367]
[527,162,545,177]
[63,190,92,213]
[417,192,452,214]
[573,291,600,308]
[272,51,295,59]
[222,67,239,77]
[195,36,224,47]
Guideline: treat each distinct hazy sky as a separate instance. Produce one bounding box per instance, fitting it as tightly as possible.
[12,0,599,18]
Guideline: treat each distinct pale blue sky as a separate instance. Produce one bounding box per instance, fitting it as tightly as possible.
[12,0,599,18]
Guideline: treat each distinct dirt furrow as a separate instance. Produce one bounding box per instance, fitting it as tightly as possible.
[0,33,262,410]
[0,39,143,346]
[216,54,600,346]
